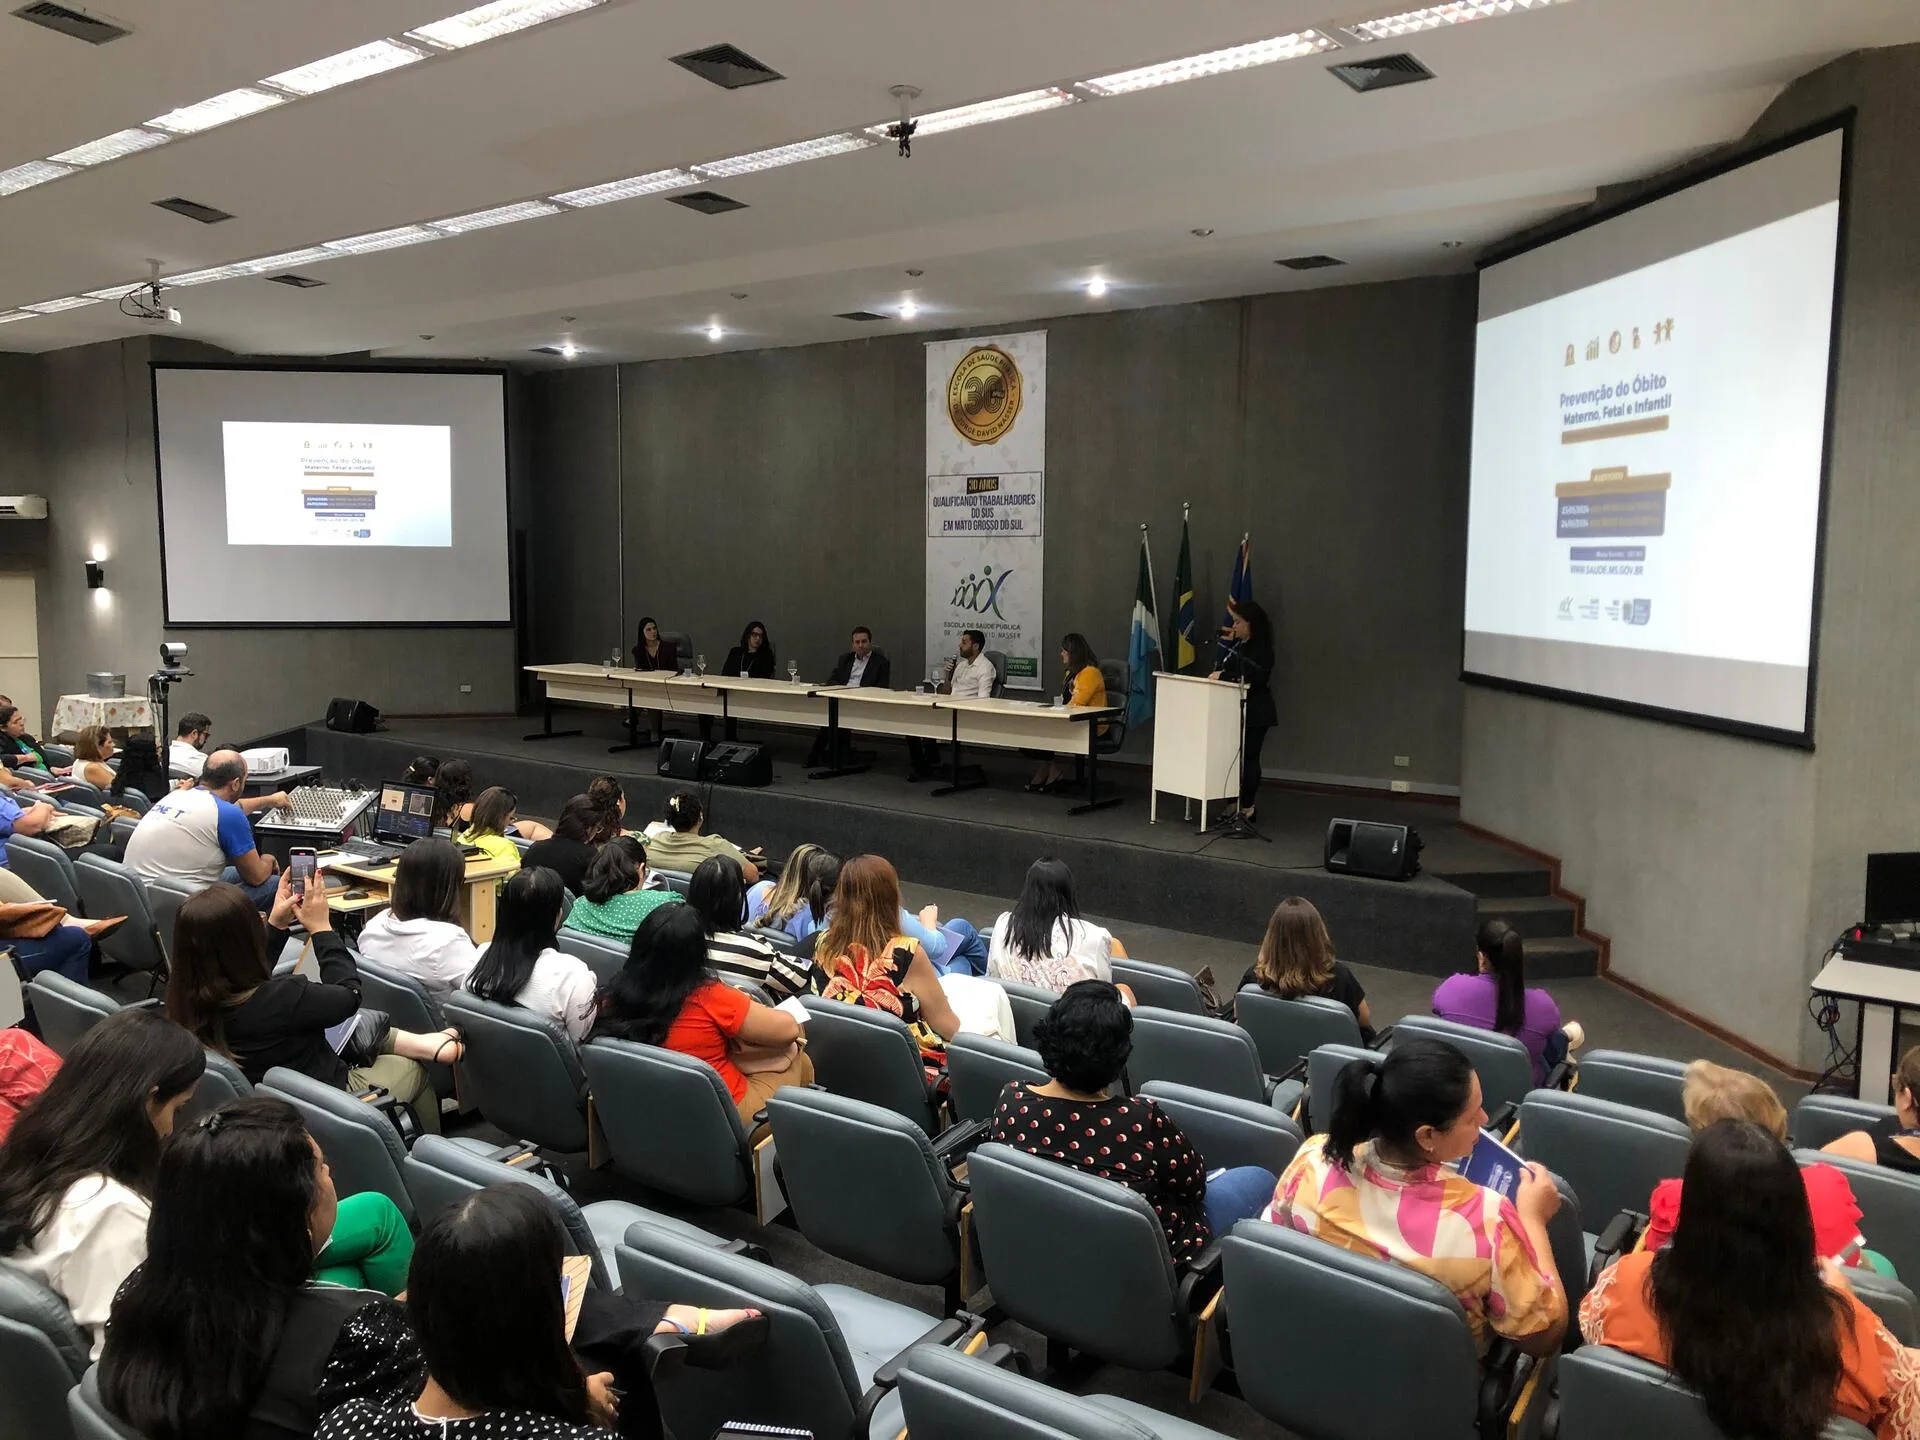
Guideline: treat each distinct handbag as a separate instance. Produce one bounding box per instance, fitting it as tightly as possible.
[337,1008,394,1068]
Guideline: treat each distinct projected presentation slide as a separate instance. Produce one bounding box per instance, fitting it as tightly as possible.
[1464,127,1843,738]
[223,422,453,547]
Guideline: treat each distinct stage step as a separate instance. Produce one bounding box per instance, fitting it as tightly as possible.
[1433,864,1552,900]
[1476,893,1578,940]
[1522,934,1603,979]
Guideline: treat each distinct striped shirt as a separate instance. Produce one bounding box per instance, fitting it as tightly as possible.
[706,928,813,1001]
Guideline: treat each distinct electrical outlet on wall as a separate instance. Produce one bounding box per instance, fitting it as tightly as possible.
[1393,755,1411,768]
[1391,779,1412,793]
[459,684,472,693]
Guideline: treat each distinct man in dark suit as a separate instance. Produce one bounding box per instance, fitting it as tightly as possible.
[808,627,890,766]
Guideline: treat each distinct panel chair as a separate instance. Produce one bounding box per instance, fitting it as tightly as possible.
[994,977,1059,1048]
[1392,1013,1562,1120]
[258,1066,418,1226]
[443,990,589,1153]
[615,1217,982,1440]
[898,1342,1235,1440]
[1797,1148,1920,1284]
[1125,1007,1271,1107]
[1234,989,1364,1078]
[178,1049,252,1124]
[70,855,167,991]
[800,995,943,1133]
[1557,1344,1873,1440]
[1516,1089,1692,1282]
[354,955,457,1101]
[0,1260,92,1440]
[1138,1081,1304,1178]
[945,1031,1048,1124]
[1110,958,1206,1015]
[1793,1092,1896,1152]
[556,928,629,989]
[1219,1221,1547,1440]
[22,973,125,1056]
[6,836,82,915]
[1574,1051,1690,1125]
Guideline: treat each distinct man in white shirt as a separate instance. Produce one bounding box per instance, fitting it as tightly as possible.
[167,712,212,778]
[909,628,997,778]
[123,750,288,908]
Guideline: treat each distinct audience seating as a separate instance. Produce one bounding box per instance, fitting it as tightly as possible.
[555,928,627,988]
[1219,1221,1546,1440]
[67,1369,143,1440]
[0,1260,90,1440]
[654,868,694,895]
[258,1066,418,1227]
[22,974,127,1056]
[750,925,804,957]
[1555,1343,1873,1440]
[1795,1148,1920,1283]
[966,1143,1219,1384]
[5,837,82,915]
[1304,1042,1380,1135]
[1110,958,1205,1015]
[616,1216,980,1440]
[945,1031,1047,1124]
[1516,1089,1691,1267]
[178,1048,252,1124]
[1847,1267,1920,1345]
[1792,1092,1894,1151]
[765,1087,976,1313]
[353,955,457,1102]
[1125,1007,1272,1107]
[579,1037,767,1216]
[104,817,137,850]
[993,976,1058,1048]
[897,1343,1231,1440]
[70,856,167,991]
[139,876,200,964]
[110,787,150,816]
[1138,1080,1302,1177]
[1234,989,1363,1078]
[1572,1051,1689,1124]
[1392,1013,1559,1117]
[443,990,588,1153]
[799,995,943,1133]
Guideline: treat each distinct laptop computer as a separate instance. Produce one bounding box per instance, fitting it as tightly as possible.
[342,780,439,862]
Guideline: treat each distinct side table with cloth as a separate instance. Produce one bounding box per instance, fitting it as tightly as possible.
[50,694,154,742]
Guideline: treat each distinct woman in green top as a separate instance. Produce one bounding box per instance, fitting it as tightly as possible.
[565,836,681,942]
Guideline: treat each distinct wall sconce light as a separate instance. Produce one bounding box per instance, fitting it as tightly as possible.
[85,560,106,589]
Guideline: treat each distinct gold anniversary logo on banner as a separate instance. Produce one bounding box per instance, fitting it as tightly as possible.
[946,345,1023,446]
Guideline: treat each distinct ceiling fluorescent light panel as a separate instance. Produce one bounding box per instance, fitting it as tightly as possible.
[237,247,338,274]
[891,88,1079,138]
[322,225,441,254]
[1346,0,1572,41]
[550,168,693,206]
[159,265,256,287]
[0,160,75,196]
[696,133,875,178]
[146,87,286,135]
[408,0,605,50]
[21,296,101,314]
[428,199,560,232]
[50,128,170,165]
[261,39,426,96]
[1079,31,1336,95]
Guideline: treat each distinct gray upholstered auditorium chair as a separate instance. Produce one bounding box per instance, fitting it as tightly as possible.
[6,836,83,914]
[1305,1042,1380,1135]
[49,778,104,808]
[105,815,138,848]
[800,994,943,1133]
[1556,1344,1874,1440]
[68,1369,146,1440]
[1392,1013,1560,1117]
[945,1031,1048,1124]
[1792,1092,1896,1151]
[1517,1089,1691,1275]
[39,745,74,769]
[748,924,802,956]
[0,1259,91,1440]
[443,990,589,1153]
[1124,1007,1270,1107]
[354,955,457,1101]
[898,1343,1233,1440]
[22,973,123,1056]
[71,855,167,991]
[993,976,1058,1048]
[401,1133,734,1292]
[1110,957,1205,1015]
[1796,1147,1920,1283]
[578,1037,767,1216]
[178,1049,252,1124]
[140,876,200,964]
[1220,1221,1546,1440]
[765,1087,977,1312]
[615,1217,981,1440]
[1573,1050,1691,1124]
[556,928,627,988]
[966,1143,1221,1383]
[258,1066,418,1226]
[110,787,150,816]
[1234,989,1364,1078]
[653,868,693,895]
[1138,1080,1304,1177]
[1848,1267,1920,1345]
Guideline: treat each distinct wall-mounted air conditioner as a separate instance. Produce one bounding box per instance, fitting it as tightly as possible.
[0,496,48,520]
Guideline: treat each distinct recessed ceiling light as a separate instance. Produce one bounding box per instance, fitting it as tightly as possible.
[905,268,924,277]
[1346,0,1571,42]
[875,88,1078,139]
[20,296,101,314]
[0,160,75,197]
[706,324,723,342]
[559,342,580,359]
[900,298,919,319]
[49,128,170,165]
[261,39,426,96]
[427,199,560,232]
[695,133,876,178]
[1441,238,1466,249]
[1086,276,1109,298]
[407,0,605,51]
[321,225,440,255]
[145,87,286,135]
[549,168,693,207]
[729,291,749,300]
[1191,227,1215,237]
[1080,31,1336,96]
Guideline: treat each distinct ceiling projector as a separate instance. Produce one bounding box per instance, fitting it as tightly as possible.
[120,259,182,327]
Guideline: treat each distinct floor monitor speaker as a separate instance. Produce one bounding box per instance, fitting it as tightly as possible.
[1324,818,1423,881]
[325,697,379,733]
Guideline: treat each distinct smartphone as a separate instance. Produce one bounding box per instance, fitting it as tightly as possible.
[289,847,317,899]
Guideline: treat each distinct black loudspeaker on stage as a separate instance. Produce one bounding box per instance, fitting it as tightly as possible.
[325,697,380,734]
[1324,818,1423,881]
[658,738,704,781]
[656,739,772,787]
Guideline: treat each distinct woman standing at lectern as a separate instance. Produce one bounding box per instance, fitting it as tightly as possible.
[1211,598,1275,822]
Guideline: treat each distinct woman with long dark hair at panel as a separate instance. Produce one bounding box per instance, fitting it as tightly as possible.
[1431,918,1583,1085]
[987,856,1131,993]
[1581,1119,1920,1440]
[467,866,598,1040]
[1209,597,1276,822]
[1237,895,1373,1041]
[687,854,816,1000]
[1026,633,1108,792]
[722,620,776,680]
[0,1009,204,1357]
[355,837,481,999]
[632,616,680,673]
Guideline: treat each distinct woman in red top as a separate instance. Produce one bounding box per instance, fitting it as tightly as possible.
[592,904,812,1126]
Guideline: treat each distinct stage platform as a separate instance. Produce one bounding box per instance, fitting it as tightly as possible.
[300,710,1586,980]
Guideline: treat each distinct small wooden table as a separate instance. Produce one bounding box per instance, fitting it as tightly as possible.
[321,850,518,941]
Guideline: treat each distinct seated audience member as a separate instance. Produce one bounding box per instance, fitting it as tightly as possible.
[167,878,456,1134]
[1027,633,1107,792]
[1431,919,1583,1085]
[124,750,291,909]
[433,762,555,843]
[355,838,481,999]
[988,856,1130,993]
[0,1009,203,1357]
[0,1027,59,1142]
[645,790,760,883]
[815,854,962,1042]
[596,904,813,1126]
[1236,895,1373,1042]
[0,794,97,982]
[452,786,527,869]
[747,843,840,946]
[722,619,777,680]
[689,854,815,1001]
[588,773,630,823]
[168,711,213,778]
[468,866,597,1040]
[523,794,615,896]
[401,755,439,786]
[110,731,175,806]
[70,725,118,790]
[1268,1037,1567,1357]
[1645,1060,1879,1271]
[909,628,995,779]
[0,704,59,774]
[805,626,891,766]
[1582,1119,1920,1440]
[896,896,989,978]
[1824,1045,1920,1176]
[565,835,680,942]
[989,980,1275,1254]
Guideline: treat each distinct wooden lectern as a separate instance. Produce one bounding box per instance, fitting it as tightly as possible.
[1150,673,1247,829]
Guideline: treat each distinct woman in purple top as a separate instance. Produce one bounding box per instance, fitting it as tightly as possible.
[1431,920,1583,1085]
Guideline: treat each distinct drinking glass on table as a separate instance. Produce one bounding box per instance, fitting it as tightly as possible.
[787,661,799,685]
[695,653,707,677]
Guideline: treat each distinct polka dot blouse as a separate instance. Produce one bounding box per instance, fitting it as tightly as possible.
[986,1081,1213,1260]
[317,1396,599,1438]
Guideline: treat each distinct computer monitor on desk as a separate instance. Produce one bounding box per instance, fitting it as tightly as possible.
[1865,852,1920,928]
[373,781,436,845]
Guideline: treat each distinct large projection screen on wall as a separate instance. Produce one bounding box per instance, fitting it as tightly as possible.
[153,364,511,626]
[1462,123,1846,744]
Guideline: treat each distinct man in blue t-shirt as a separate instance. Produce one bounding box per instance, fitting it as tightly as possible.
[0,790,96,983]
[123,750,287,909]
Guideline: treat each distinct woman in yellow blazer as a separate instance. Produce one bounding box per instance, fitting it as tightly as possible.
[1027,633,1107,792]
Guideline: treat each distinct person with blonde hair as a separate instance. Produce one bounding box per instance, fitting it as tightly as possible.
[815,855,961,1043]
[69,726,118,790]
[1236,896,1372,1041]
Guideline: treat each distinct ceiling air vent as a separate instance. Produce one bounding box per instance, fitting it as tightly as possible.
[531,345,566,356]
[151,196,233,225]
[835,310,887,322]
[266,273,324,288]
[668,190,747,215]
[670,43,783,90]
[1275,254,1346,270]
[1328,52,1434,93]
[11,1,128,45]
